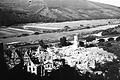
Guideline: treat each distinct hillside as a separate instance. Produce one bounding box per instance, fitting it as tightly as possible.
[0,0,120,26]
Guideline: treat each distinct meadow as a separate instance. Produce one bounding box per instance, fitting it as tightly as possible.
[0,23,119,43]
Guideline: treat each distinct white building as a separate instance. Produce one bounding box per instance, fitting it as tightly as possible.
[43,48,54,72]
[24,50,38,75]
[44,61,53,72]
[24,51,31,65]
[27,60,38,75]
[73,34,79,49]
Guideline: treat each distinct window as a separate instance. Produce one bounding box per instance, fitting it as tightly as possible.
[29,67,31,71]
[29,63,31,66]
[33,67,35,71]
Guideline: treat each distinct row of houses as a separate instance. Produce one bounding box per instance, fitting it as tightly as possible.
[7,34,79,76]
[23,46,65,76]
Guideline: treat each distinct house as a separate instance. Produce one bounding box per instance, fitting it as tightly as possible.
[27,60,38,75]
[10,50,20,65]
[44,61,53,72]
[24,51,31,65]
[24,50,38,75]
[53,59,64,69]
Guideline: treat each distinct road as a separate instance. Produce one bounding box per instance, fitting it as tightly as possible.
[0,24,119,43]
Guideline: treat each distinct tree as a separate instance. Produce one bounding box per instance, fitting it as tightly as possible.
[21,33,29,37]
[102,30,110,36]
[105,42,112,47]
[108,21,111,24]
[85,36,96,42]
[98,39,105,43]
[60,37,67,46]
[86,44,96,48]
[111,31,119,35]
[38,40,48,49]
[79,41,84,47]
[33,32,40,35]
[64,26,70,31]
[80,24,84,27]
[108,38,114,42]
[102,28,119,36]
[116,36,120,42]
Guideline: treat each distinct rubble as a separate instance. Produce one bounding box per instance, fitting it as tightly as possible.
[51,46,118,74]
[3,34,119,77]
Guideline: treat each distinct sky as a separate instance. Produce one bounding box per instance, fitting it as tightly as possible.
[89,0,120,7]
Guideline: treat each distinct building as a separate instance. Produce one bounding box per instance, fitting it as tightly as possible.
[24,51,31,66]
[44,61,53,72]
[53,59,64,69]
[23,50,38,75]
[27,60,38,75]
[73,34,79,49]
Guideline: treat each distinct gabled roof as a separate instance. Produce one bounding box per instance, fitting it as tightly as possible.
[44,60,53,64]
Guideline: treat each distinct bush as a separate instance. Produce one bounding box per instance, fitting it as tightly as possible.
[17,34,29,37]
[98,39,105,43]
[102,30,110,36]
[66,42,73,46]
[108,38,114,42]
[102,28,119,36]
[60,37,67,46]
[86,26,90,29]
[22,33,30,36]
[98,42,105,46]
[116,36,120,42]
[59,37,72,47]
[85,36,96,42]
[86,44,96,48]
[79,41,85,47]
[38,40,48,49]
[105,43,112,47]
[33,32,40,35]
[64,26,70,31]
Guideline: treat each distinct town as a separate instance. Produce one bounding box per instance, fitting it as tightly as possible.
[1,0,120,80]
[1,31,120,80]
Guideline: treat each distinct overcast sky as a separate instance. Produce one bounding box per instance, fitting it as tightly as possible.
[89,0,120,7]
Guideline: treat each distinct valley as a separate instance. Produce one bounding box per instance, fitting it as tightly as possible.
[0,19,120,43]
[1,0,120,80]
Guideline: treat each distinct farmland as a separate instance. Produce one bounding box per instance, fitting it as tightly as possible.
[0,27,34,38]
[23,19,120,29]
[0,20,120,43]
[0,19,120,43]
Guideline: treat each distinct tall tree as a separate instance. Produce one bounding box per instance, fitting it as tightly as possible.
[60,37,67,46]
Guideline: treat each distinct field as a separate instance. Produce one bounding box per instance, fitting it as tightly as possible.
[0,23,120,43]
[0,27,34,38]
[23,19,120,29]
[0,19,120,43]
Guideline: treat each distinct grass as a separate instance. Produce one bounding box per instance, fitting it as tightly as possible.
[0,31,15,37]
[24,19,120,29]
[0,19,120,43]
[0,24,119,43]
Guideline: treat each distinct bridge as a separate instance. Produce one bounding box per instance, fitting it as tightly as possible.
[96,36,119,42]
[84,36,120,45]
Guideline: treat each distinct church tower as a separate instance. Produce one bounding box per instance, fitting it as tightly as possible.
[73,34,79,49]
